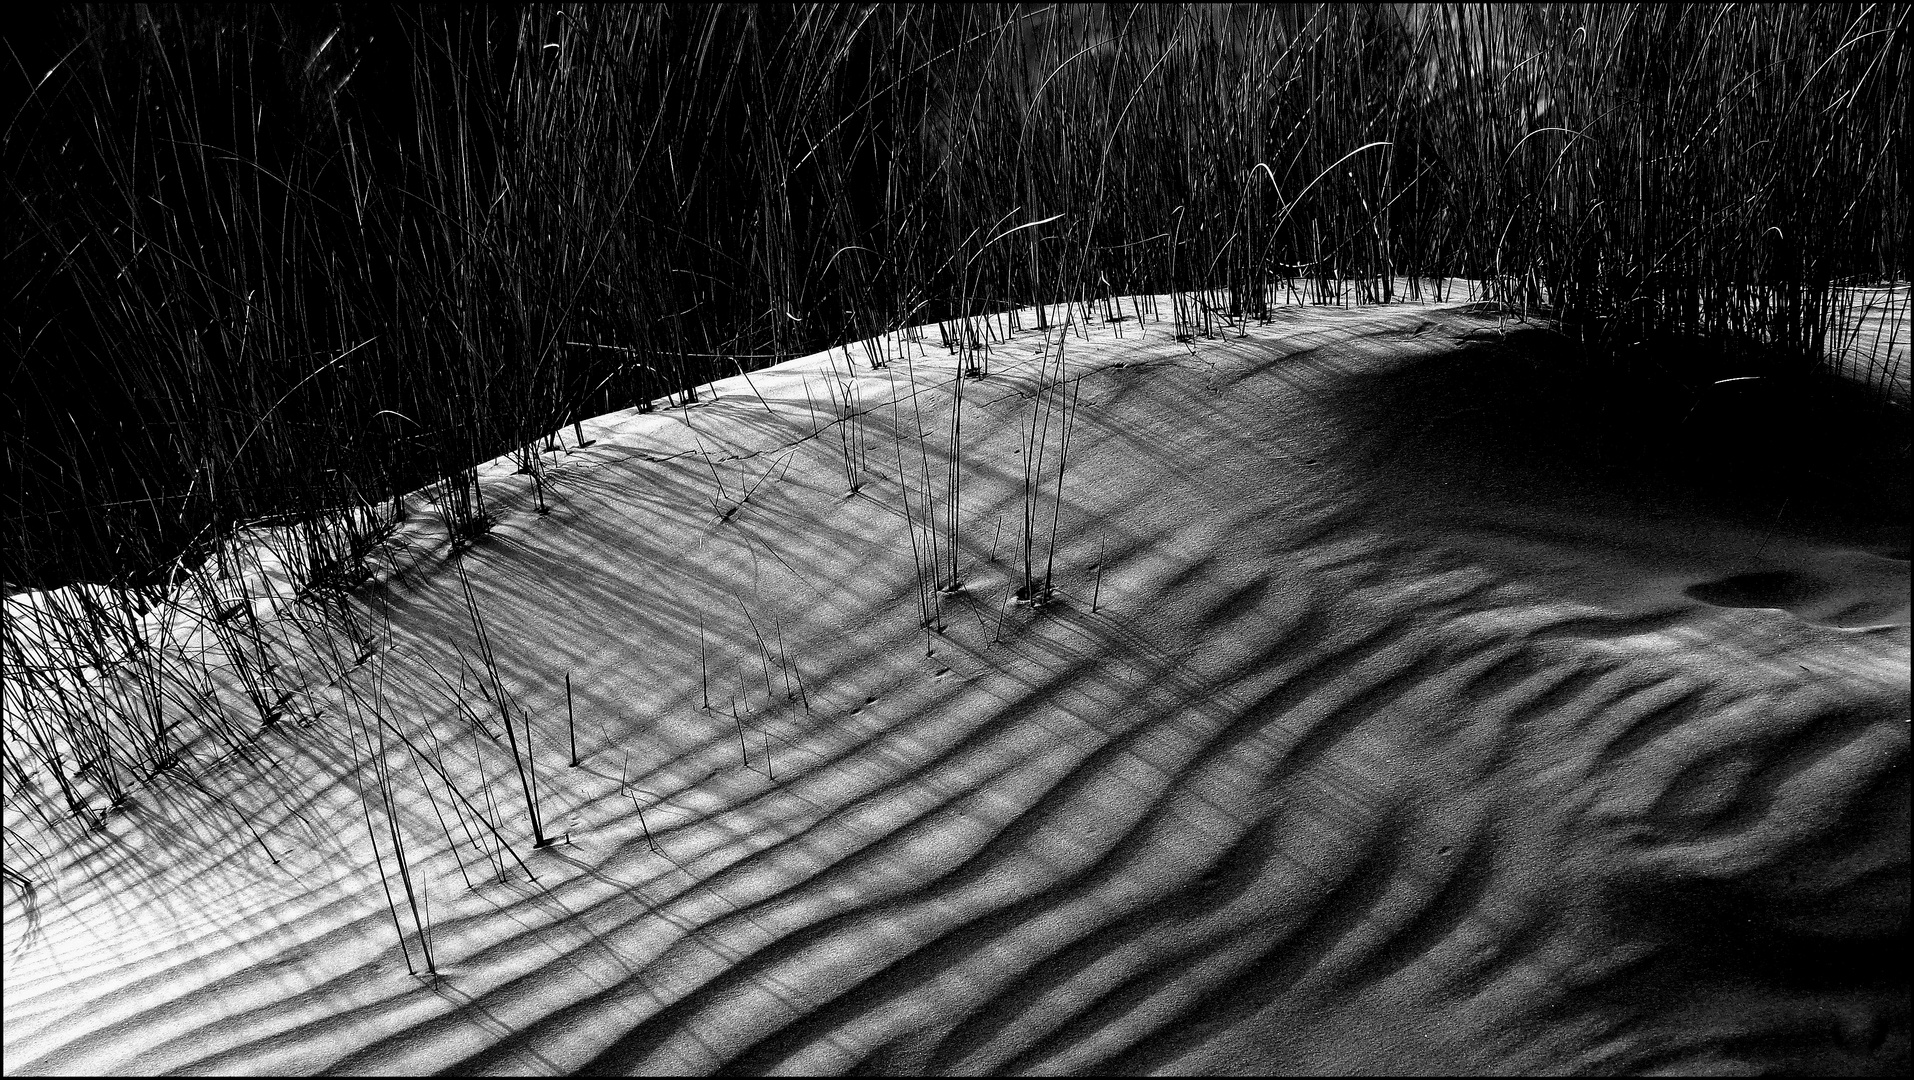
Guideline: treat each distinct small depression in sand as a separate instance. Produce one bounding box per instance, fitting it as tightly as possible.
[1687,556,1911,629]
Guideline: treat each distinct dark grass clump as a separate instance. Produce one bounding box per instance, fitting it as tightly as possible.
[4,3,1905,593]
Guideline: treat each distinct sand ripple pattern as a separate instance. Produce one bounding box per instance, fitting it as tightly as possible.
[5,303,1904,1075]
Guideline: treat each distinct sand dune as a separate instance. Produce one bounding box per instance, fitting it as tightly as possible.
[5,298,1906,1075]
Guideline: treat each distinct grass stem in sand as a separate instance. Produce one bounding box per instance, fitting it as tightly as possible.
[731,697,749,768]
[566,672,578,768]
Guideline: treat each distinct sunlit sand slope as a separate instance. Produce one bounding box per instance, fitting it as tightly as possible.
[5,299,1906,1075]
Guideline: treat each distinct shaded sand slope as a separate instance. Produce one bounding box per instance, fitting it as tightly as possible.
[5,299,1906,1075]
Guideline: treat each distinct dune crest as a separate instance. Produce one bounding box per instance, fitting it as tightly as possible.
[5,299,1906,1075]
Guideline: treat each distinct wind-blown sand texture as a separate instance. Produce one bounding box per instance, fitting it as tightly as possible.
[5,297,1907,1075]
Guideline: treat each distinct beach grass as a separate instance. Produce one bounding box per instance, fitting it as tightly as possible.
[2,1,1906,949]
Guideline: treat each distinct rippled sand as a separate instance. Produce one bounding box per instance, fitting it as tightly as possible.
[5,297,1905,1074]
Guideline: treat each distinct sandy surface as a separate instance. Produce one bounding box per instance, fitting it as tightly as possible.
[4,297,1907,1075]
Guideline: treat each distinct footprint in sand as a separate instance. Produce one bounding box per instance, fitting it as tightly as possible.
[1685,549,1910,628]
